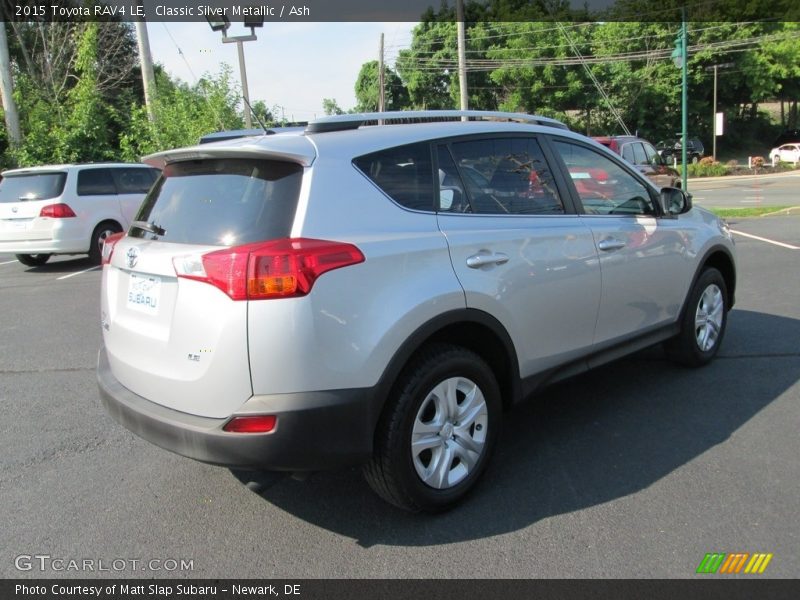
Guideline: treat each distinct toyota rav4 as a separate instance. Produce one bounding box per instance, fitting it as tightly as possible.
[97,111,736,512]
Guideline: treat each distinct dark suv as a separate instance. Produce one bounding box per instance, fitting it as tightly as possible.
[593,136,681,188]
[657,138,705,164]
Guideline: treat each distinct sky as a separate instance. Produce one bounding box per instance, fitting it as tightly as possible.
[145,22,418,122]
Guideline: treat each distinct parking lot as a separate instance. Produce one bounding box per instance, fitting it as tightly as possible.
[0,216,798,579]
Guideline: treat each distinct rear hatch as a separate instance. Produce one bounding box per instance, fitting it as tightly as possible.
[0,171,67,240]
[102,156,306,418]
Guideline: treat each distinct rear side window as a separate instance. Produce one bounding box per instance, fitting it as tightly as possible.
[353,142,434,211]
[448,137,564,215]
[77,168,117,196]
[112,167,159,194]
[130,158,302,246]
[0,172,67,202]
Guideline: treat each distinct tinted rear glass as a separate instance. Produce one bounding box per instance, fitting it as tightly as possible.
[353,142,434,211]
[77,168,117,195]
[0,172,67,203]
[113,167,159,194]
[130,158,302,246]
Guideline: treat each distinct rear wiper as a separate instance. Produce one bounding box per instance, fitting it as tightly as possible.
[131,220,166,236]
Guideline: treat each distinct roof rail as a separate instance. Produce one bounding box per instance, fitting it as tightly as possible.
[305,110,568,134]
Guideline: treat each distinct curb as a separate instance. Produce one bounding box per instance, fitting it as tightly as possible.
[688,169,800,184]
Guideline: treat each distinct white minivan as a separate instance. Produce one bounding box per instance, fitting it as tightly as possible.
[0,163,159,265]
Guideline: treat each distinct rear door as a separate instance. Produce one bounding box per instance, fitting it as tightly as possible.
[102,158,304,418]
[435,135,601,377]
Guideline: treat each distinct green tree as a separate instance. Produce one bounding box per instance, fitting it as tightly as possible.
[322,98,345,115]
[354,61,410,112]
[120,65,244,161]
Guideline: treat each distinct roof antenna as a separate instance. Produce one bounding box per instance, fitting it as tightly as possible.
[242,96,269,134]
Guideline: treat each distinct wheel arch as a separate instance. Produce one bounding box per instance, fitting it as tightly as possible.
[369,309,522,432]
[680,245,736,321]
[700,246,736,308]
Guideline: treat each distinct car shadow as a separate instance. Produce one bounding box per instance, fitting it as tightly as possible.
[230,309,799,548]
[25,256,97,273]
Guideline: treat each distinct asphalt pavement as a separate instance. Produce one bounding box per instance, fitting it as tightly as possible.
[0,216,798,579]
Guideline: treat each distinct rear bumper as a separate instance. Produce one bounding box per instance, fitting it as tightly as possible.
[97,347,376,471]
[0,219,88,254]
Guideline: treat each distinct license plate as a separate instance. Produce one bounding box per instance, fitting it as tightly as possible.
[2,219,29,231]
[127,273,161,314]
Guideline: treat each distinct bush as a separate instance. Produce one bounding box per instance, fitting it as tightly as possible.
[751,156,765,170]
[699,156,715,166]
[677,162,730,177]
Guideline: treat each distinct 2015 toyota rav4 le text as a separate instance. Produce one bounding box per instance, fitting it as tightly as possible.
[97,111,736,512]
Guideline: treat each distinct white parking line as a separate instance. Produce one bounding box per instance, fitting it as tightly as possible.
[0,259,18,266]
[56,266,101,280]
[730,230,800,250]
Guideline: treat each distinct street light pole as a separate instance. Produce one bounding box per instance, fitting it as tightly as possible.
[234,40,251,128]
[207,16,262,129]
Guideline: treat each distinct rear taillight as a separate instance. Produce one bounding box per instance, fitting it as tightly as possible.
[173,238,365,301]
[223,415,277,433]
[101,232,125,265]
[39,203,76,218]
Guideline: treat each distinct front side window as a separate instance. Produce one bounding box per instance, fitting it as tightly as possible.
[77,168,117,196]
[353,142,434,211]
[447,137,564,215]
[553,140,655,216]
[643,142,660,165]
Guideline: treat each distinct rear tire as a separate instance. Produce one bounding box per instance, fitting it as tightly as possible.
[15,254,51,267]
[665,268,728,367]
[364,344,501,512]
[88,222,122,264]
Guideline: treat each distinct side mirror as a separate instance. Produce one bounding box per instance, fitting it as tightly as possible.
[660,186,692,216]
[439,188,455,211]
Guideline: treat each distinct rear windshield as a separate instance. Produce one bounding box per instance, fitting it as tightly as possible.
[0,172,67,203]
[130,158,303,246]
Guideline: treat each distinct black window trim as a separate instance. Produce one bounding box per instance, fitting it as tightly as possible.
[542,134,666,219]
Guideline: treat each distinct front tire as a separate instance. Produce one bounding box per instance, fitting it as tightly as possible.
[364,344,501,512]
[665,268,728,367]
[88,222,122,264]
[15,253,51,267]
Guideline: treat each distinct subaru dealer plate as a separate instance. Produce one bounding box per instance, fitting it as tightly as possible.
[127,273,161,314]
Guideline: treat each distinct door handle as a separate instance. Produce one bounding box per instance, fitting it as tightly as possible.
[466,252,510,268]
[597,238,626,252]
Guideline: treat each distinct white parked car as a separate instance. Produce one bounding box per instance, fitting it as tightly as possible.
[0,163,159,266]
[769,143,800,166]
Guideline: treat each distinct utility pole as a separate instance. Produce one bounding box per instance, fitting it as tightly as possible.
[705,62,733,161]
[0,22,22,148]
[134,6,156,123]
[456,0,468,117]
[378,33,385,113]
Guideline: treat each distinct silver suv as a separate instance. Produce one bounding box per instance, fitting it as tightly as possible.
[97,111,736,512]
